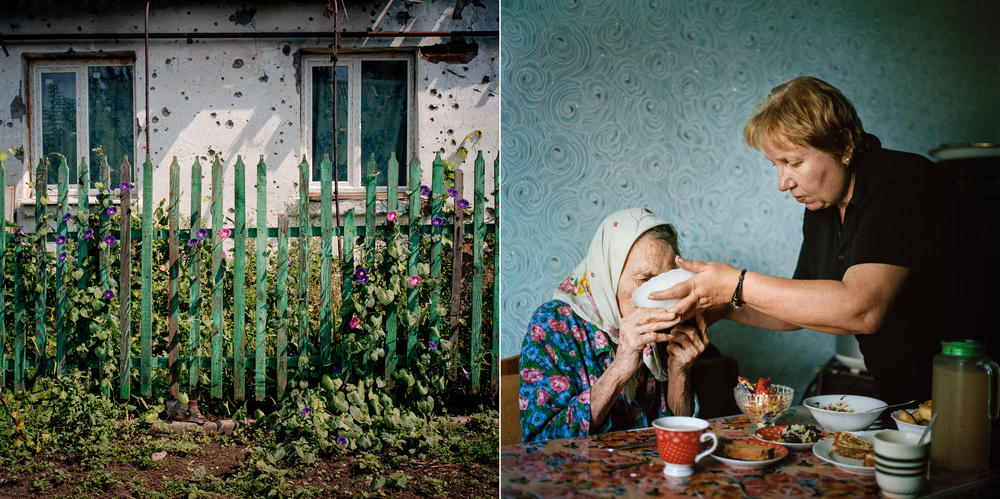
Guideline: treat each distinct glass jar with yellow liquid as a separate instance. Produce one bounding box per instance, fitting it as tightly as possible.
[930,340,999,472]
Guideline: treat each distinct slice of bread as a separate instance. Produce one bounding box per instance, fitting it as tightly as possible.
[719,439,775,461]
[832,432,873,460]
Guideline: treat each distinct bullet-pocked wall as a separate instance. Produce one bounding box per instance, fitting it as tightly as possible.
[500,0,1000,401]
[0,0,498,229]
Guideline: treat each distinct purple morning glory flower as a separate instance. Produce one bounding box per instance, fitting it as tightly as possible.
[336,436,348,447]
[301,407,313,418]
[62,213,72,223]
[83,229,94,240]
[419,185,430,197]
[457,198,470,210]
[331,360,342,374]
[55,235,67,245]
[354,266,369,285]
[462,369,471,379]
[446,188,458,198]
[104,235,117,245]
[431,217,444,227]
[196,228,209,239]
[287,257,293,267]
[428,340,437,351]
[103,289,115,300]
[58,252,67,262]
[119,182,132,191]
[107,207,118,216]
[187,238,198,247]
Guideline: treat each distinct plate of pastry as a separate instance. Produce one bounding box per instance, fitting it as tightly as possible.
[812,430,878,475]
[754,424,827,450]
[711,438,788,469]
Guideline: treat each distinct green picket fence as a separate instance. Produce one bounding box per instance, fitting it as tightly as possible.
[0,151,498,401]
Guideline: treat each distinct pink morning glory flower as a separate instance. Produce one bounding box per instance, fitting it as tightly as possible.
[408,275,421,286]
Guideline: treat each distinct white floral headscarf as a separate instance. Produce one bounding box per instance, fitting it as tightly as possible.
[553,207,673,401]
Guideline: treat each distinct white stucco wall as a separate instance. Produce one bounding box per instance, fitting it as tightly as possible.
[0,0,498,229]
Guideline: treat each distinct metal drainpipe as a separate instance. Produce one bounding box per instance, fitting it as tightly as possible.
[144,1,150,158]
[0,31,497,43]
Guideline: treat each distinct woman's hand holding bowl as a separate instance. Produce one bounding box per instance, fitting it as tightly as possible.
[648,256,742,320]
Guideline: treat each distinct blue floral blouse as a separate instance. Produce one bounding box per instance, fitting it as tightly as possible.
[519,300,690,442]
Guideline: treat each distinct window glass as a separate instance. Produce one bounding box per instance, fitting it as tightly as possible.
[41,72,77,184]
[88,66,134,185]
[361,61,407,187]
[312,65,349,182]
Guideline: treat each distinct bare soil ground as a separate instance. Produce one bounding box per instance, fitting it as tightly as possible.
[0,429,496,498]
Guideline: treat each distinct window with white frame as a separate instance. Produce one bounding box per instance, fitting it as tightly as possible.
[29,59,135,188]
[303,53,412,189]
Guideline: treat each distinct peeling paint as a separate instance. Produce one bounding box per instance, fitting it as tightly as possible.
[453,0,486,20]
[419,40,479,65]
[10,92,25,122]
[229,7,257,27]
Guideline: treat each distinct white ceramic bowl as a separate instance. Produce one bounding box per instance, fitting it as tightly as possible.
[631,269,696,309]
[891,410,928,434]
[802,394,886,432]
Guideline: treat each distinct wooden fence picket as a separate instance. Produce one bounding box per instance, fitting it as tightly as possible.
[210,156,224,398]
[233,156,247,401]
[188,157,203,395]
[277,213,289,397]
[384,152,399,379]
[470,151,485,391]
[141,155,154,397]
[319,156,333,371]
[55,155,69,376]
[167,157,180,399]
[0,156,5,387]
[254,156,268,400]
[35,158,48,377]
[14,240,25,392]
[365,155,376,267]
[405,157,420,366]
[341,209,356,377]
[297,158,310,377]
[492,156,500,388]
[429,153,444,343]
[98,156,111,396]
[119,160,133,399]
[75,158,91,373]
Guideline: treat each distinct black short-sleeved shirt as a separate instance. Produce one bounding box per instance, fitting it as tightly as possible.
[793,134,989,404]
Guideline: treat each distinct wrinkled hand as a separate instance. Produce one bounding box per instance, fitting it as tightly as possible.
[616,307,682,372]
[666,314,708,375]
[647,256,741,320]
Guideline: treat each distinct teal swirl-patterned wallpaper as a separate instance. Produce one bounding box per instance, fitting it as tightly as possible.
[500,0,1000,400]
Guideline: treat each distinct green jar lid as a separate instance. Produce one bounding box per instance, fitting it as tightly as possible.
[941,340,985,357]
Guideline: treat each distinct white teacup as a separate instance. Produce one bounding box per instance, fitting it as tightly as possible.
[874,430,930,498]
[652,416,719,477]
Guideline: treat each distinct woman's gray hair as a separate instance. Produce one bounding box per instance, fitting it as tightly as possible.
[641,224,680,257]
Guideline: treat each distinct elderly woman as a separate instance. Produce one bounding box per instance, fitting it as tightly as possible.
[651,76,989,404]
[519,208,707,442]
